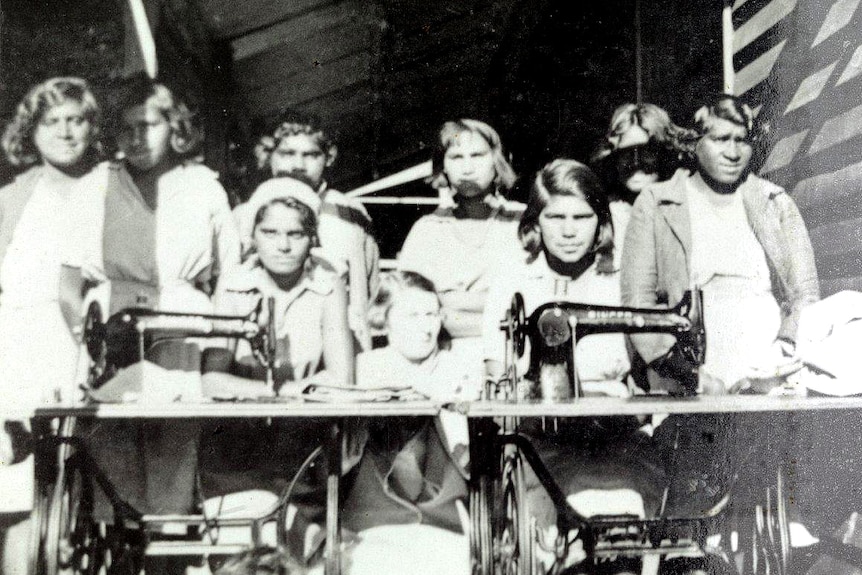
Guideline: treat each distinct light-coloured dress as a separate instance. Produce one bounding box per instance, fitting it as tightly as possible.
[686,179,781,386]
[399,195,526,386]
[75,161,241,518]
[0,164,106,512]
[482,253,665,523]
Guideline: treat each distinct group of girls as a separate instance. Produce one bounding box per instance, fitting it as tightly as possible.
[0,71,817,575]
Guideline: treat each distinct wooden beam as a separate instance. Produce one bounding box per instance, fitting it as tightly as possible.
[233,20,374,90]
[387,3,513,70]
[243,51,372,116]
[199,0,332,40]
[231,0,371,61]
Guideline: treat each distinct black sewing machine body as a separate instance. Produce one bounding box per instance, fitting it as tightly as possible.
[82,300,275,388]
[503,289,705,401]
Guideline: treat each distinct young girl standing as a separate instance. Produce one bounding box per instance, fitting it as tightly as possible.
[0,76,105,574]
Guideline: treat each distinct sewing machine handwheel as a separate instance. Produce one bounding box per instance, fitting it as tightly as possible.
[500,451,535,575]
[43,418,103,575]
[83,302,105,363]
[470,475,494,575]
[510,293,526,359]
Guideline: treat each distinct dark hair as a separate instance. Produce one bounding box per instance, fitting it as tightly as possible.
[427,119,517,193]
[519,159,614,273]
[367,270,439,332]
[2,77,102,167]
[591,102,687,192]
[115,77,203,157]
[691,94,765,144]
[251,197,320,253]
[214,546,305,575]
[255,118,336,172]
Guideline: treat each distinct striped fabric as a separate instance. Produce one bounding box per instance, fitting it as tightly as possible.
[733,0,862,294]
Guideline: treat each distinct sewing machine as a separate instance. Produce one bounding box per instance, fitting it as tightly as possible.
[81,298,277,390]
[497,289,705,400]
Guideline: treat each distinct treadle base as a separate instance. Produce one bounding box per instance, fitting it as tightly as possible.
[590,518,709,560]
[593,542,703,559]
[144,541,248,556]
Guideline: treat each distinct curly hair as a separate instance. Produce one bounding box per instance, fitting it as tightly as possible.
[427,119,517,194]
[690,93,766,145]
[519,159,615,273]
[115,76,203,157]
[2,77,102,167]
[254,120,335,172]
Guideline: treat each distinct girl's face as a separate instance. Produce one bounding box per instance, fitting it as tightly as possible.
[33,99,93,169]
[539,195,599,265]
[443,131,497,198]
[253,203,312,280]
[119,97,172,171]
[387,288,442,362]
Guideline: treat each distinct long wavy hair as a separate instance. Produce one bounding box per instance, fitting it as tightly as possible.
[2,77,103,167]
[519,159,615,274]
[114,76,203,159]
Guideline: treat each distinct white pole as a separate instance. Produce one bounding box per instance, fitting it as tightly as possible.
[128,0,158,79]
[722,0,735,94]
[347,160,433,198]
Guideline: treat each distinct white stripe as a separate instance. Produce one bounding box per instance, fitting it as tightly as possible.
[735,39,787,95]
[127,0,157,79]
[837,44,862,85]
[734,0,797,53]
[791,157,862,211]
[761,129,809,174]
[347,161,433,197]
[733,0,751,10]
[808,102,862,154]
[784,61,839,113]
[812,0,861,47]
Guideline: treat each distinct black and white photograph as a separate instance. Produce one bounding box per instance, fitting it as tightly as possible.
[0,1,861,574]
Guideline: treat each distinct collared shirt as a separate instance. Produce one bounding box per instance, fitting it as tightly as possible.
[215,260,336,380]
[483,252,630,384]
[235,181,379,349]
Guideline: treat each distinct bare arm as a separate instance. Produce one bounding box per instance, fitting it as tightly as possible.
[322,277,355,386]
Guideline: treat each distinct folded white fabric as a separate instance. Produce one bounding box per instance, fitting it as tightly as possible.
[88,361,203,403]
[797,291,862,395]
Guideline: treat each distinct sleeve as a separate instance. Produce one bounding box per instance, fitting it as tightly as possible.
[620,190,676,364]
[210,182,243,292]
[776,193,821,342]
[364,231,380,298]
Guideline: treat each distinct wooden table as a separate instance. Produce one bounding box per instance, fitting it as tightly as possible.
[31,399,441,575]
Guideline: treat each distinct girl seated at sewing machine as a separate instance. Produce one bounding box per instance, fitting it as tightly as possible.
[201,180,353,397]
[317,270,470,575]
[197,182,353,557]
[482,159,666,557]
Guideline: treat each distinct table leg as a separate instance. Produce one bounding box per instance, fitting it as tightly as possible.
[324,420,342,575]
[469,417,498,575]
